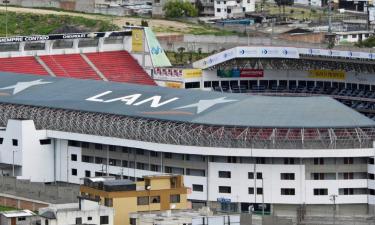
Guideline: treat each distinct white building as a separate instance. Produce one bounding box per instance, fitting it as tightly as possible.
[0,71,375,216]
[0,210,36,225]
[336,30,373,43]
[214,0,255,18]
[129,208,240,225]
[38,197,114,225]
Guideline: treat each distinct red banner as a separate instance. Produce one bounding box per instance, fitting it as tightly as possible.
[240,69,264,78]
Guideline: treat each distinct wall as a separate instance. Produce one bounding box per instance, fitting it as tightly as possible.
[0,194,48,211]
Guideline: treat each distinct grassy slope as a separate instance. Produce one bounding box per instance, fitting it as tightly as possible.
[0,11,118,36]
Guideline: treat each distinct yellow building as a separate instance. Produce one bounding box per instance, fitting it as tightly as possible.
[80,175,189,225]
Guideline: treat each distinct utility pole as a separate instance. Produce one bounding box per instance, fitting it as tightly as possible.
[328,0,332,33]
[3,0,10,37]
[330,194,338,225]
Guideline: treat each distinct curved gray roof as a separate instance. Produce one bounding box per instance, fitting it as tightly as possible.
[0,72,373,128]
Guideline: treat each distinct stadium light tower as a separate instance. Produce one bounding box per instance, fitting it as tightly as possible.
[3,0,10,37]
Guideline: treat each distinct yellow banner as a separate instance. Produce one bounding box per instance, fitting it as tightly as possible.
[165,82,182,89]
[308,70,346,80]
[182,69,202,78]
[132,29,143,52]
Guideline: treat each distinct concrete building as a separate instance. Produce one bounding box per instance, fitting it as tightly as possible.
[80,175,189,225]
[129,208,240,225]
[214,0,255,18]
[336,30,373,43]
[0,210,36,225]
[39,197,114,225]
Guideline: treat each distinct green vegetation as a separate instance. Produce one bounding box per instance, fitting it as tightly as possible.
[163,0,198,18]
[0,205,17,212]
[355,36,375,48]
[256,2,327,20]
[166,51,210,66]
[0,11,119,36]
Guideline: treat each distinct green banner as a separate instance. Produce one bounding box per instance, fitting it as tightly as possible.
[144,27,172,67]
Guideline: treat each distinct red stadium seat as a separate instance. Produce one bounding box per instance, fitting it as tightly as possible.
[40,54,101,80]
[0,56,49,76]
[85,51,156,86]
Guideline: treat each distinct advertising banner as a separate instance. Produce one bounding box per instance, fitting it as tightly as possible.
[308,70,346,80]
[240,69,264,78]
[144,27,172,67]
[132,29,144,52]
[182,69,202,78]
[165,82,183,88]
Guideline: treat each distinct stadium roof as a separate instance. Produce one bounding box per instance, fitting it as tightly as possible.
[0,72,373,129]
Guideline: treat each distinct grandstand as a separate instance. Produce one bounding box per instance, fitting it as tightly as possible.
[3,28,375,219]
[0,28,171,86]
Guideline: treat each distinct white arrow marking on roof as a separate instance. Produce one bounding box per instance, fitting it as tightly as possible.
[174,97,238,114]
[0,79,52,95]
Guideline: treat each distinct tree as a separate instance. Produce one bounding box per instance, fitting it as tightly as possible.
[274,0,294,20]
[163,0,198,18]
[177,47,186,62]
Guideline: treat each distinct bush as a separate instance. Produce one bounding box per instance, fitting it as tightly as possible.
[163,0,198,18]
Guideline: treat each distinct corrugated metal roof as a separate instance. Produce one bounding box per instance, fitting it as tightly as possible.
[0,72,373,128]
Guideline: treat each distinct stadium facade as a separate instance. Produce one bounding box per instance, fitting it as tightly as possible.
[0,73,374,216]
[2,28,375,216]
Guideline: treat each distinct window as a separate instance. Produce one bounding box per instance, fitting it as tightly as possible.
[0,138,3,144]
[248,187,254,194]
[68,140,80,147]
[104,198,113,207]
[256,157,266,164]
[369,158,375,164]
[17,217,26,221]
[12,139,18,146]
[219,186,231,193]
[95,144,103,150]
[170,194,180,203]
[85,170,91,177]
[257,172,262,179]
[218,171,231,178]
[76,217,82,224]
[369,173,375,180]
[71,154,77,161]
[343,172,354,179]
[164,153,172,158]
[185,82,200,89]
[284,158,295,164]
[100,216,109,225]
[137,196,149,205]
[136,149,144,155]
[150,164,159,172]
[186,168,205,176]
[313,188,328,195]
[109,145,116,152]
[71,168,77,176]
[227,8,231,13]
[82,155,93,163]
[88,217,92,221]
[341,188,354,195]
[314,158,324,165]
[257,188,263,195]
[39,139,51,145]
[312,173,325,180]
[343,35,348,39]
[137,162,146,170]
[193,184,203,192]
[45,220,49,225]
[81,142,89,148]
[150,151,159,157]
[248,172,254,179]
[344,157,353,164]
[280,173,295,180]
[217,8,221,12]
[150,196,160,203]
[281,188,295,195]
[352,34,357,38]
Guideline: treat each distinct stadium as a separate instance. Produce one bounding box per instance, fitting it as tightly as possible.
[1,27,375,218]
